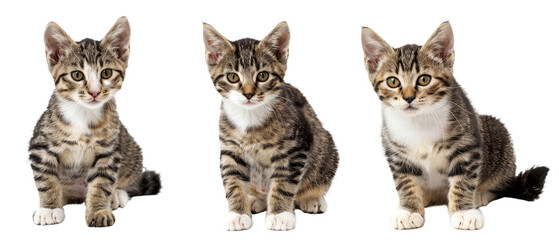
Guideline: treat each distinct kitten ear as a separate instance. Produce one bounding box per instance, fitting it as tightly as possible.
[423,21,454,66]
[203,23,234,65]
[101,16,131,62]
[361,27,394,73]
[44,22,76,65]
[259,22,290,64]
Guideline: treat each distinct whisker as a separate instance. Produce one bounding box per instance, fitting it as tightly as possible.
[446,100,474,115]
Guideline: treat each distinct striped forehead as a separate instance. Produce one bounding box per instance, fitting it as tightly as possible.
[231,38,262,71]
[394,44,421,74]
[74,38,108,68]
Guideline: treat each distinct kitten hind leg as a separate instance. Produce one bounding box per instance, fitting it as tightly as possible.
[295,187,328,214]
[474,189,497,207]
[111,189,129,210]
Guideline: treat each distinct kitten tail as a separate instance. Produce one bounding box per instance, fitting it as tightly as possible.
[127,170,162,197]
[496,166,549,201]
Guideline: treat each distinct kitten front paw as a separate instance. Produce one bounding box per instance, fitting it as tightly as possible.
[33,208,65,225]
[266,212,295,231]
[226,212,252,231]
[390,208,424,230]
[450,209,484,230]
[111,189,129,209]
[86,209,115,227]
[297,195,327,214]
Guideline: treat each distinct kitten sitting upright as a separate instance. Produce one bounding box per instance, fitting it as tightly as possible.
[29,17,160,227]
[203,22,339,231]
[361,22,548,230]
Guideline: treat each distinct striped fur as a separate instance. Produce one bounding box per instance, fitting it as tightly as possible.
[30,17,160,227]
[204,22,338,231]
[362,22,548,230]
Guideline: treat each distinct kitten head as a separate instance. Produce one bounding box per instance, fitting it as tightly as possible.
[44,17,131,109]
[203,22,290,109]
[361,22,454,115]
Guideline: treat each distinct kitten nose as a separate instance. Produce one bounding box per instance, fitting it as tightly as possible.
[89,90,99,98]
[404,96,415,103]
[243,92,255,100]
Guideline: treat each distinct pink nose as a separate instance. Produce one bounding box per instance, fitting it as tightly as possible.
[89,91,99,98]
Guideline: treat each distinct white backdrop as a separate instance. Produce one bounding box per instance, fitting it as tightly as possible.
[0,0,557,239]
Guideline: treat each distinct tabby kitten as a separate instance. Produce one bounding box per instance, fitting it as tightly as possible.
[361,22,549,230]
[203,22,339,231]
[29,17,160,227]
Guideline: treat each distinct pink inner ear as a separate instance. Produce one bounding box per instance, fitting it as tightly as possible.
[210,52,220,62]
[363,44,383,70]
[112,32,130,59]
[443,38,454,60]
[368,55,380,70]
[276,34,289,60]
[116,42,128,59]
[45,38,62,63]
[203,32,221,63]
[204,41,221,63]
[48,47,61,62]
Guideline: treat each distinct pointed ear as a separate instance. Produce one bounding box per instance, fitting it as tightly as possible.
[101,16,131,62]
[203,23,234,65]
[44,22,76,65]
[361,27,394,73]
[423,21,454,66]
[259,22,290,64]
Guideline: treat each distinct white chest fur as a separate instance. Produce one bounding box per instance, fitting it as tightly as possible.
[57,98,104,167]
[58,97,104,134]
[383,100,451,189]
[222,93,277,132]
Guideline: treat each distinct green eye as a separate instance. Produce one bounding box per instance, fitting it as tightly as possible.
[227,73,240,83]
[71,71,84,81]
[101,69,113,79]
[386,77,400,88]
[257,71,269,82]
[417,75,431,86]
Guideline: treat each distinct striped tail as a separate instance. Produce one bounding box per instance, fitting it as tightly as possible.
[127,170,161,197]
[495,166,549,201]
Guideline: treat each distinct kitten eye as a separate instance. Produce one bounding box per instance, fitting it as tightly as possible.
[386,77,400,88]
[101,69,113,79]
[256,71,269,82]
[417,75,431,86]
[227,73,240,83]
[71,71,84,81]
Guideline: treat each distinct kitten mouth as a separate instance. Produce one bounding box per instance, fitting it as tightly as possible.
[87,98,102,105]
[404,105,418,111]
[242,100,258,106]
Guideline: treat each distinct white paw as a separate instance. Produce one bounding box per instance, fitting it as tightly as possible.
[451,209,484,230]
[266,212,296,231]
[111,189,129,209]
[390,208,424,230]
[226,212,252,231]
[298,195,327,214]
[33,208,65,225]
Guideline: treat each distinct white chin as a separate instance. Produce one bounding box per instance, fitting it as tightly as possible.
[80,100,105,109]
[240,102,261,109]
[394,105,422,115]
